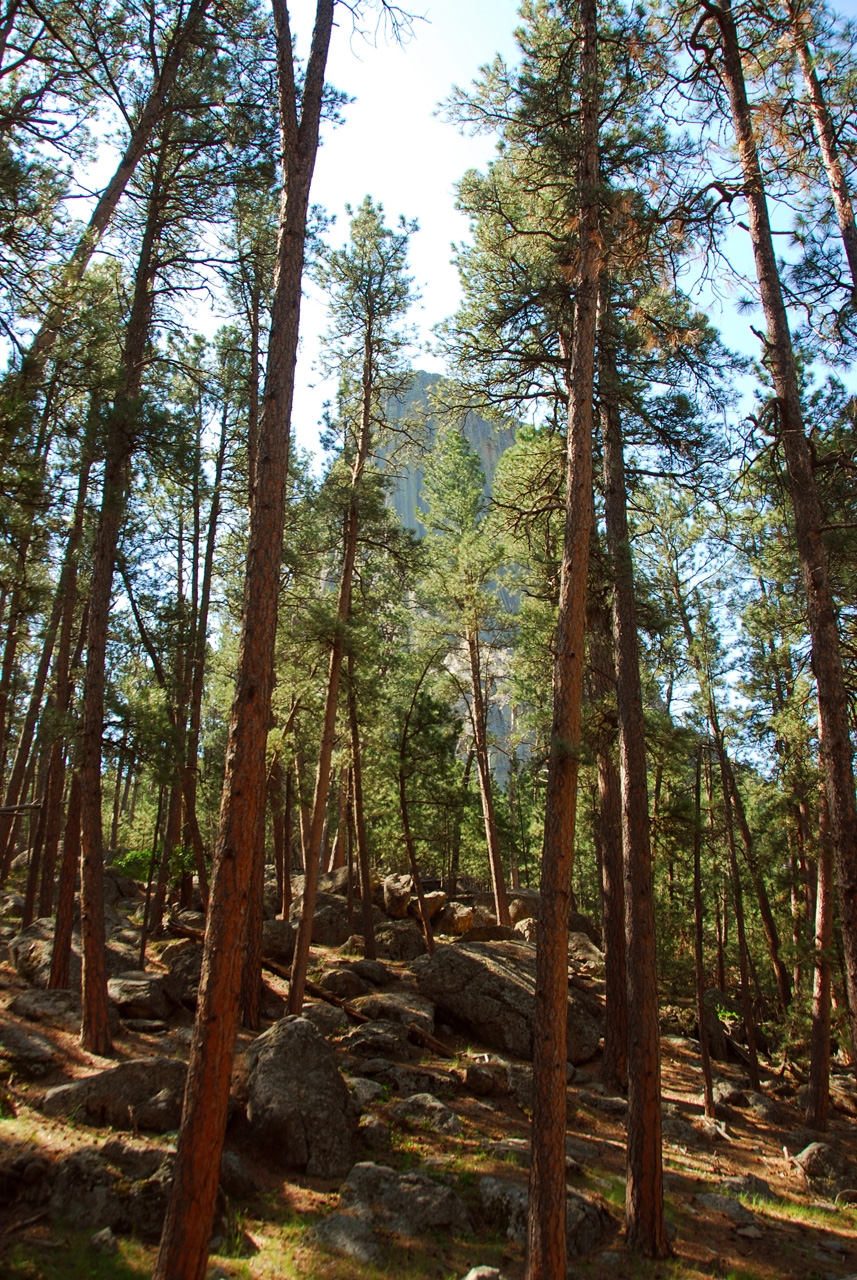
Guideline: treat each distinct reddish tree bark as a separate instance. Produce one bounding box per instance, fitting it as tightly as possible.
[693,747,716,1120]
[48,771,81,991]
[702,0,857,1054]
[599,289,668,1257]
[153,6,335,1274]
[807,720,833,1131]
[526,0,599,1269]
[347,654,376,962]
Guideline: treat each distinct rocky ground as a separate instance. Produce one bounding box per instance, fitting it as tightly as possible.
[1,865,857,1280]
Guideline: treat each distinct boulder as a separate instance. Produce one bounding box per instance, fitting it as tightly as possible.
[696,1192,757,1226]
[261,919,295,962]
[567,932,604,968]
[794,1141,855,1192]
[435,903,475,937]
[349,958,390,987]
[100,1138,169,1180]
[351,989,435,1035]
[389,1092,462,1135]
[48,1148,223,1243]
[568,910,599,945]
[318,867,352,897]
[411,941,603,1064]
[289,892,353,948]
[313,1212,381,1264]
[374,921,428,962]
[348,1076,386,1108]
[409,890,447,921]
[42,1057,188,1132]
[318,967,371,1001]
[9,919,138,990]
[460,925,519,943]
[479,1176,608,1256]
[338,1019,417,1061]
[243,1016,357,1178]
[220,1150,257,1199]
[0,1022,55,1078]
[349,1059,455,1097]
[8,987,119,1035]
[514,918,538,944]
[382,874,413,919]
[339,1161,472,1235]
[301,1002,349,1037]
[359,1114,392,1152]
[108,972,176,1022]
[162,944,203,1007]
[508,893,539,925]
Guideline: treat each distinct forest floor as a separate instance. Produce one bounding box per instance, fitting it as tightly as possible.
[1,924,856,1280]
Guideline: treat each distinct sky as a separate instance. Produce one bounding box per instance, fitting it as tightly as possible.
[273,0,857,459]
[281,0,523,453]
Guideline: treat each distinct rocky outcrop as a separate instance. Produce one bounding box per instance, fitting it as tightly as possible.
[479,1176,608,1257]
[289,892,353,948]
[339,1160,473,1234]
[374,921,428,962]
[242,1017,358,1178]
[42,1057,188,1133]
[389,1092,462,1135]
[411,940,603,1064]
[383,874,413,919]
[9,919,138,990]
[351,989,435,1035]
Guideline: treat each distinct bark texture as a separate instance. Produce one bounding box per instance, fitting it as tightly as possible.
[153,6,334,1275]
[707,0,857,1053]
[526,0,599,1270]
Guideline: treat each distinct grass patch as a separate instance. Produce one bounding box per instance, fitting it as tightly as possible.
[2,1231,154,1280]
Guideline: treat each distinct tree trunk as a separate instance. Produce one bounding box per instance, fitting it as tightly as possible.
[715,747,762,1090]
[599,287,668,1257]
[807,724,833,1130]
[526,0,599,1267]
[153,7,334,1274]
[597,742,628,1091]
[693,746,716,1119]
[466,626,510,926]
[709,0,857,1054]
[348,654,376,962]
[0,441,90,879]
[588,596,627,1091]
[268,756,286,908]
[789,1,857,287]
[289,326,374,1014]
[48,771,81,990]
[398,654,440,955]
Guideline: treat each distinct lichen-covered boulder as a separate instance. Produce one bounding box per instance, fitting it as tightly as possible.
[243,1016,358,1178]
[411,940,602,1064]
[42,1057,188,1133]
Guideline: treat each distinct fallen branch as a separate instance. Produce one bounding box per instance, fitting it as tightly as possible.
[2,1210,48,1236]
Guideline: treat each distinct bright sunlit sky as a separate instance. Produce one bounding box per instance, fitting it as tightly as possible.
[268,0,857,459]
[281,0,522,454]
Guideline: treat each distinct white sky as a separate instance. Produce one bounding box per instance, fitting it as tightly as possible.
[276,0,857,456]
[281,0,523,453]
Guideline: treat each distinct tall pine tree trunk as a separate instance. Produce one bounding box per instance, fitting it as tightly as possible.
[599,288,668,1257]
[788,0,857,287]
[154,7,335,1274]
[466,626,510,926]
[526,0,599,1269]
[707,0,857,1053]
